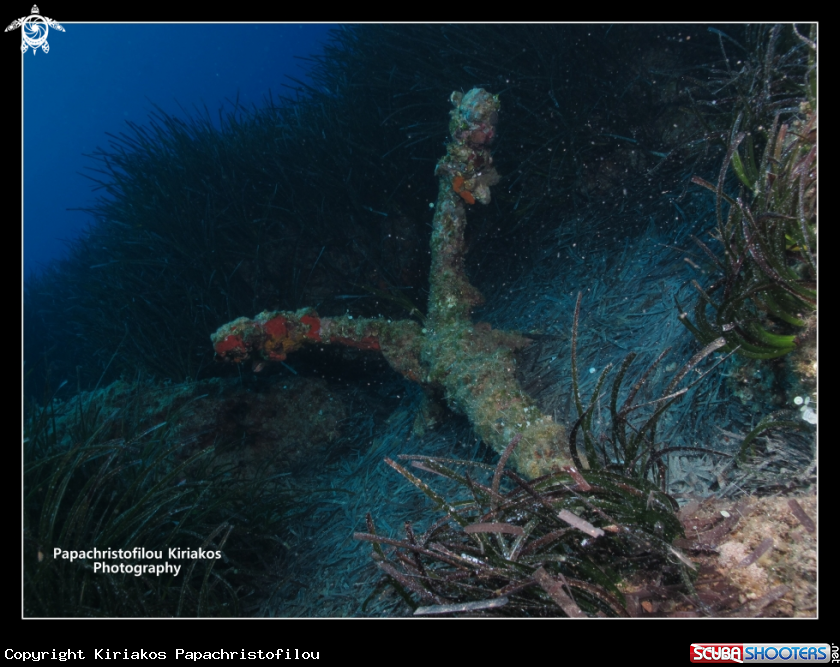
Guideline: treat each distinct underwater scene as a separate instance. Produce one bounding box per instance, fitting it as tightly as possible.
[23,24,817,617]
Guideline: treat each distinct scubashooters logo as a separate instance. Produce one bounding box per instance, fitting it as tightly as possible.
[690,644,830,663]
[5,5,64,55]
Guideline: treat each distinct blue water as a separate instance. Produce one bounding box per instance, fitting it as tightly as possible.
[23,23,334,277]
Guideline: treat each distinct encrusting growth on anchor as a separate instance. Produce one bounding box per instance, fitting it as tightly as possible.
[211,89,570,478]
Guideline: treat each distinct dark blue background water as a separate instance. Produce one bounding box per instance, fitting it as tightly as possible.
[23,23,333,278]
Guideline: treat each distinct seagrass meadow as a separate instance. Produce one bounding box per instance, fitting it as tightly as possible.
[24,24,816,617]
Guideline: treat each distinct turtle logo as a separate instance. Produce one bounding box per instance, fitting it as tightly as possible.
[5,5,64,55]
